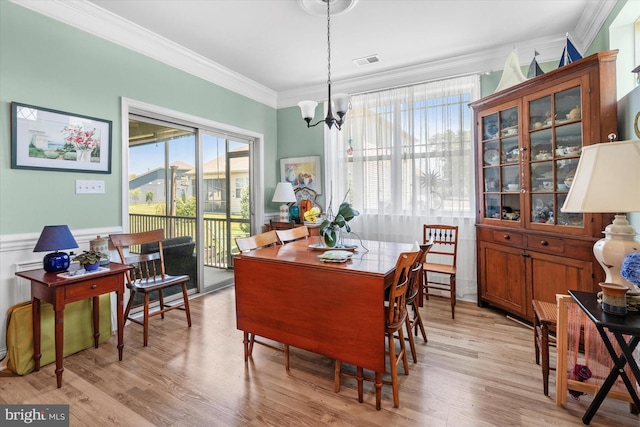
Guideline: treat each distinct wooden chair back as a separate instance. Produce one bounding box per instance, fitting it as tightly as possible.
[109,229,192,346]
[276,226,309,244]
[235,230,279,253]
[387,250,420,330]
[110,229,169,286]
[406,243,433,304]
[423,224,458,267]
[269,219,295,230]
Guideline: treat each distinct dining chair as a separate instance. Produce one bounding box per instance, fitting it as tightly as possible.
[334,250,420,409]
[268,219,295,230]
[404,243,432,362]
[275,225,309,244]
[423,224,458,319]
[109,229,192,347]
[234,230,291,370]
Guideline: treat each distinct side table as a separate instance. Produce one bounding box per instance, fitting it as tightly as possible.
[568,290,640,425]
[15,262,132,388]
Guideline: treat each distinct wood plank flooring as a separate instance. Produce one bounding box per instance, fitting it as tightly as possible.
[1,288,638,426]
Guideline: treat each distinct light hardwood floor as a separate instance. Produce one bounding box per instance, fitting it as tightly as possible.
[1,288,638,426]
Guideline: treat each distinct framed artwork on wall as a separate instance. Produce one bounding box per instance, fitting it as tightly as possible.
[280,155,322,194]
[11,102,112,173]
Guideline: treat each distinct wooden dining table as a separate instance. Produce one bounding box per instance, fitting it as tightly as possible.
[233,235,414,408]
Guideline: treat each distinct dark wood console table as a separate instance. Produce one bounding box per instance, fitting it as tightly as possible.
[568,290,640,424]
[16,262,132,388]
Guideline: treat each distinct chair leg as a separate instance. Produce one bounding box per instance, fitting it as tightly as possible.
[181,284,192,327]
[284,344,290,371]
[143,293,150,347]
[158,289,165,319]
[412,301,427,342]
[423,270,430,302]
[248,334,255,356]
[405,314,417,363]
[334,360,342,393]
[124,290,136,321]
[398,327,409,376]
[356,366,364,403]
[450,275,456,319]
[541,323,550,396]
[388,332,400,408]
[534,312,541,366]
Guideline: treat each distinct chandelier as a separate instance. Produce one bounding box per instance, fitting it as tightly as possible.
[298,0,350,130]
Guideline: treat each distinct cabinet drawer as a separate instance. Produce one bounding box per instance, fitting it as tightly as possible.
[491,230,523,246]
[526,235,565,254]
[65,276,115,300]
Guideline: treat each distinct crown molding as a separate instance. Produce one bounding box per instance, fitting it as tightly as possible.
[11,0,616,111]
[10,0,278,108]
[278,34,568,108]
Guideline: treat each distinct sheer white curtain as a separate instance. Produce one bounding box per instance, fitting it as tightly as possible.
[325,75,480,299]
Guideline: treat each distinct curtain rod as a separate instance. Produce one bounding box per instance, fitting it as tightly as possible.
[348,70,485,98]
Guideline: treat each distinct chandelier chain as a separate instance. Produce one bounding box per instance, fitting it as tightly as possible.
[327,0,331,86]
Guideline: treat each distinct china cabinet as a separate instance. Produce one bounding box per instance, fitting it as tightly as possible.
[470,50,618,321]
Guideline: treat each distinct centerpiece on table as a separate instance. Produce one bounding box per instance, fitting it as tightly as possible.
[319,195,359,248]
[72,250,106,271]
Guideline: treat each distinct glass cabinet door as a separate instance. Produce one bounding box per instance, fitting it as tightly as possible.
[481,106,521,222]
[528,85,583,227]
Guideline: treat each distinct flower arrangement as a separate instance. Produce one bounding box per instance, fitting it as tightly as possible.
[303,207,321,223]
[621,252,640,286]
[319,199,359,247]
[61,125,100,152]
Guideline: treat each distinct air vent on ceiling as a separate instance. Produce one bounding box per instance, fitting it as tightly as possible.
[353,54,380,67]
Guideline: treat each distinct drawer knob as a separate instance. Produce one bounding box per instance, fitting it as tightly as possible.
[91,284,97,289]
[540,240,548,246]
[503,234,510,240]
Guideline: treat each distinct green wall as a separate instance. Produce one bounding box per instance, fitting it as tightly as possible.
[0,1,277,235]
[275,106,325,205]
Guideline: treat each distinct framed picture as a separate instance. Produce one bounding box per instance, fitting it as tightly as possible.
[11,102,112,173]
[280,155,322,194]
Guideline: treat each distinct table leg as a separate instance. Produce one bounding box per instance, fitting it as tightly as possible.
[375,371,382,410]
[582,329,640,424]
[54,306,64,388]
[32,297,41,371]
[117,289,124,361]
[243,332,250,362]
[92,295,100,348]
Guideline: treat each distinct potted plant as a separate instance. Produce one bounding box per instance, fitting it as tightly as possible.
[72,250,105,271]
[319,200,359,248]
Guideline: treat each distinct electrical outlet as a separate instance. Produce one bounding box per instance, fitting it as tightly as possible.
[75,180,105,194]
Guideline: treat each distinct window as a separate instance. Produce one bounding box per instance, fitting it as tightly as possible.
[326,74,480,298]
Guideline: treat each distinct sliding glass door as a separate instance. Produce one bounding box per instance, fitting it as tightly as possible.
[128,114,254,295]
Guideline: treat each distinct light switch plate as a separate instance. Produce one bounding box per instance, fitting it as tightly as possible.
[75,180,105,194]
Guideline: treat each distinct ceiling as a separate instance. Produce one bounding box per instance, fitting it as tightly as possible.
[14,0,618,108]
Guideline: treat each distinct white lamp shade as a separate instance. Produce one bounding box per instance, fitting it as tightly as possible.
[561,140,640,213]
[298,101,318,121]
[331,93,350,116]
[272,182,297,203]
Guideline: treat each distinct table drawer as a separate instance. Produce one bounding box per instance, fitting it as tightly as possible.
[526,235,565,254]
[65,276,115,300]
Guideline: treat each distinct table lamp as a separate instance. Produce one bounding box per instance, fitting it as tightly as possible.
[272,182,297,221]
[561,139,640,292]
[33,225,79,272]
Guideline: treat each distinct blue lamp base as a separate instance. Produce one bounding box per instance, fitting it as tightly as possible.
[43,251,70,272]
